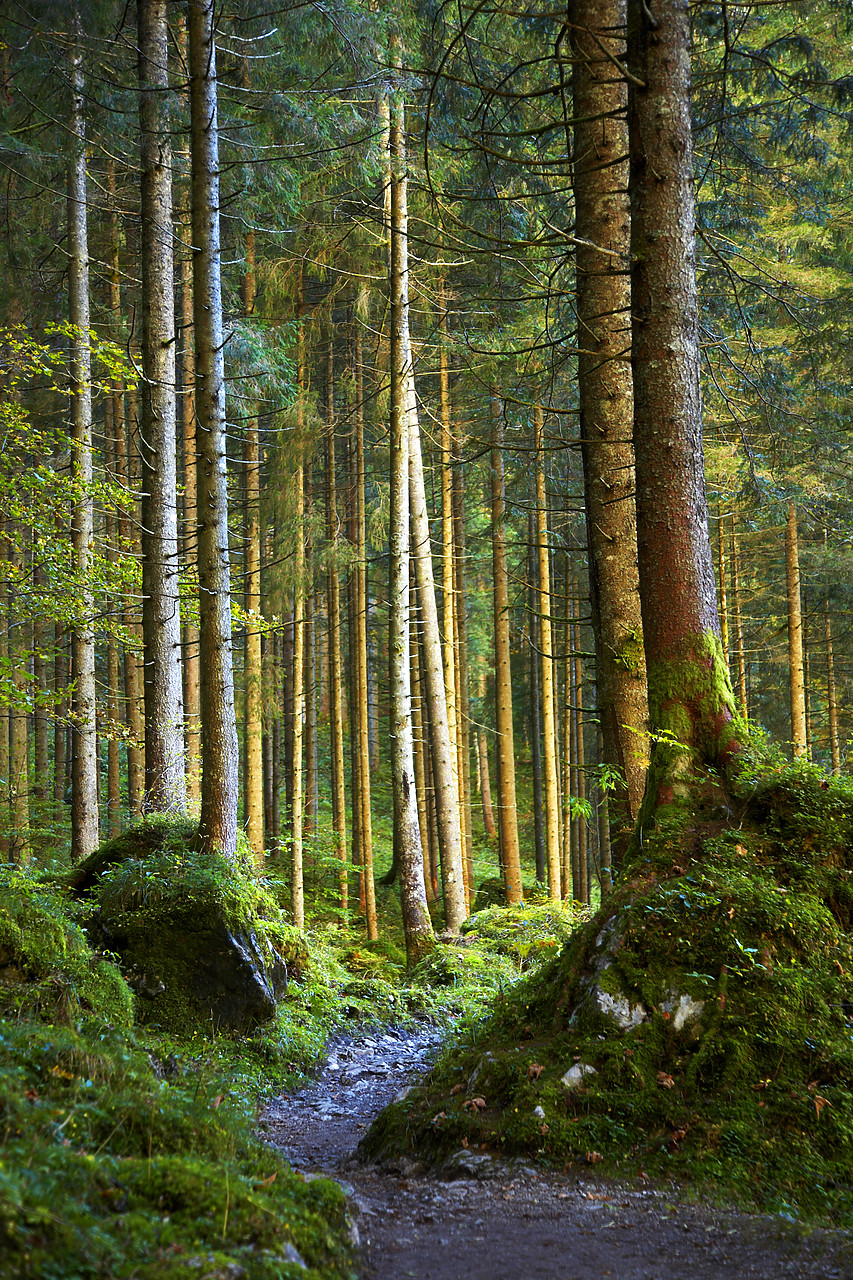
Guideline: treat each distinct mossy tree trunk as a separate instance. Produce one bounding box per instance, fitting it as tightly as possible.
[627,0,738,817]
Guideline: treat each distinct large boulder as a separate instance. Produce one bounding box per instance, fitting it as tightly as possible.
[73,818,302,1034]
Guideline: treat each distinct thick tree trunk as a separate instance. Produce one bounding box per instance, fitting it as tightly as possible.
[572,0,648,836]
[389,60,434,962]
[785,503,807,759]
[188,0,239,857]
[490,389,522,903]
[139,0,186,814]
[68,7,99,861]
[628,0,737,816]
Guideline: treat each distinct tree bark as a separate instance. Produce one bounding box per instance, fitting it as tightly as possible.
[388,54,434,962]
[528,514,545,885]
[353,323,373,904]
[534,404,562,899]
[139,0,186,814]
[572,0,648,836]
[188,0,239,857]
[243,231,264,859]
[452,456,474,888]
[628,0,737,816]
[490,388,522,903]
[730,515,748,721]
[68,6,99,861]
[785,503,807,759]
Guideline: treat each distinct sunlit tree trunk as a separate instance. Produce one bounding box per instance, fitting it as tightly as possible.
[353,322,373,902]
[535,404,561,899]
[490,388,522,903]
[291,431,305,926]
[189,0,238,857]
[628,0,737,817]
[389,56,434,960]
[452,457,474,887]
[139,0,185,814]
[717,511,729,664]
[243,231,264,860]
[528,512,545,883]
[573,590,588,903]
[9,552,30,863]
[785,503,807,759]
[104,396,121,837]
[730,516,748,721]
[304,461,318,837]
[476,665,496,840]
[68,7,98,860]
[826,594,840,775]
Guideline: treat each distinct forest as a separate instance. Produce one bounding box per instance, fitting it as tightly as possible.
[2,0,853,1276]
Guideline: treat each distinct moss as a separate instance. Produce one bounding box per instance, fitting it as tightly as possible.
[364,757,853,1225]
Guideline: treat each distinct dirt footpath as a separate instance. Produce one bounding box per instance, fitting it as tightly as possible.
[258,1027,853,1280]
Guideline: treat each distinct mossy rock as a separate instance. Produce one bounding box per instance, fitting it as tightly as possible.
[362,760,853,1224]
[75,819,304,1035]
[0,868,133,1027]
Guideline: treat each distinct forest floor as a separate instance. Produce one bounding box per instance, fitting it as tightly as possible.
[259,1025,853,1280]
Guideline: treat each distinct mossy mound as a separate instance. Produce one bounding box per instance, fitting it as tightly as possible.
[362,761,853,1224]
[472,877,548,912]
[0,868,132,1027]
[0,1016,356,1279]
[76,818,307,1034]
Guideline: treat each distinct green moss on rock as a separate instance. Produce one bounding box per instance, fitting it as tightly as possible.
[363,758,853,1225]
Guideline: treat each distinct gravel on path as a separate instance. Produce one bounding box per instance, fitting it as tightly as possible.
[259,1026,853,1280]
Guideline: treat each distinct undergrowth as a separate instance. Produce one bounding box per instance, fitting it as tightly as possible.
[0,810,580,1278]
[362,756,853,1228]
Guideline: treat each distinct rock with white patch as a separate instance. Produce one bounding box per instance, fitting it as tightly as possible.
[561,1062,597,1090]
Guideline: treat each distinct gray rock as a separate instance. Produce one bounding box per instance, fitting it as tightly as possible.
[281,1243,307,1268]
[441,1149,504,1180]
[661,989,704,1030]
[561,1062,597,1090]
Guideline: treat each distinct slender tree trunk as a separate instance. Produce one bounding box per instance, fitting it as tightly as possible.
[139,0,185,814]
[597,727,613,894]
[490,388,522,903]
[398,210,466,931]
[104,397,121,838]
[304,462,318,837]
[717,511,730,665]
[0,577,9,859]
[32,568,49,810]
[476,666,497,840]
[573,592,588,903]
[389,54,434,961]
[628,0,737,816]
[535,404,561,899]
[291,435,305,926]
[528,513,545,884]
[353,325,373,902]
[243,232,264,859]
[68,7,98,860]
[188,0,238,857]
[826,593,840,776]
[9,558,30,863]
[785,503,807,759]
[452,458,474,888]
[572,0,648,835]
[731,515,748,721]
[326,351,359,925]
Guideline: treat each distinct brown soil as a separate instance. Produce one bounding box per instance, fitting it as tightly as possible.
[259,1027,853,1280]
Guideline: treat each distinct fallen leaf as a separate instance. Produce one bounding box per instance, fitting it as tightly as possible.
[211,1094,225,1110]
[24,1088,39,1102]
[814,1095,831,1118]
[656,1071,675,1089]
[585,1150,603,1164]
[462,1096,487,1113]
[461,1136,469,1148]
[539,1123,549,1135]
[430,1112,447,1127]
[450,1083,465,1095]
[527,1063,545,1081]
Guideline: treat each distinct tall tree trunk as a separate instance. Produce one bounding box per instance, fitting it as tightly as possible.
[243,231,264,859]
[573,591,588,903]
[304,462,318,837]
[397,187,466,932]
[353,324,373,903]
[188,0,238,857]
[139,0,185,814]
[628,0,737,818]
[104,396,121,838]
[826,593,840,776]
[785,503,807,759]
[291,432,305,926]
[68,7,98,860]
[490,388,522,903]
[572,0,648,836]
[535,404,561,899]
[452,457,474,888]
[389,53,434,961]
[476,666,497,840]
[326,350,359,924]
[717,511,730,664]
[528,512,545,884]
